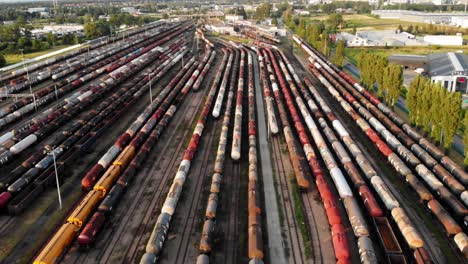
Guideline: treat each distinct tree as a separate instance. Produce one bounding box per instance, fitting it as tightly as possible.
[96,20,111,37]
[296,19,307,38]
[84,21,98,38]
[406,24,414,33]
[419,79,432,130]
[0,54,5,67]
[46,32,56,46]
[375,56,388,96]
[282,7,292,25]
[31,38,41,51]
[430,84,444,143]
[326,13,344,31]
[382,64,403,106]
[73,35,80,45]
[306,23,323,45]
[464,112,468,165]
[407,75,423,124]
[62,33,74,45]
[321,31,330,57]
[162,13,169,19]
[255,3,271,20]
[442,92,462,148]
[272,17,278,26]
[397,24,403,32]
[333,40,345,67]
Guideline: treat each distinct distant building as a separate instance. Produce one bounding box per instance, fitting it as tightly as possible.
[294,10,310,16]
[337,30,462,47]
[427,52,468,93]
[205,23,236,35]
[387,0,409,4]
[31,24,84,38]
[452,16,468,28]
[336,30,426,47]
[225,15,243,21]
[372,10,468,25]
[388,54,427,69]
[423,35,463,46]
[27,7,50,18]
[27,7,48,13]
[121,7,139,15]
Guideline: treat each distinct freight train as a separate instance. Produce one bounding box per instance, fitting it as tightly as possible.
[293,35,468,260]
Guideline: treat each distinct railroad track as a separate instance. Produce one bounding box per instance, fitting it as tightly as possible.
[172,117,219,264]
[222,161,241,264]
[270,136,306,264]
[61,61,212,264]
[0,24,182,140]
[300,190,323,264]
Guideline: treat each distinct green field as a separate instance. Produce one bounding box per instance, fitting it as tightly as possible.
[345,46,468,65]
[309,14,444,31]
[4,45,75,66]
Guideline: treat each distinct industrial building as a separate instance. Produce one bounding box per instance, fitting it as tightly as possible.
[337,30,425,47]
[389,52,468,93]
[427,52,468,93]
[423,35,463,46]
[205,23,237,35]
[337,30,463,47]
[372,10,468,27]
[31,24,84,38]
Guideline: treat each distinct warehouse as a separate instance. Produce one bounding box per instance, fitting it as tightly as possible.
[423,35,463,46]
[388,54,427,69]
[427,52,468,93]
[372,10,468,25]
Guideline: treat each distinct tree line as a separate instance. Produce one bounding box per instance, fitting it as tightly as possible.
[284,9,332,56]
[407,75,462,150]
[397,23,468,36]
[0,20,81,56]
[357,53,403,106]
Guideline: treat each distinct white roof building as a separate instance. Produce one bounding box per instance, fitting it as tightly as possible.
[225,15,244,21]
[205,23,237,36]
[452,17,468,28]
[423,35,463,46]
[428,52,468,93]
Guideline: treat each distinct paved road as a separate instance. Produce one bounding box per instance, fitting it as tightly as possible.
[252,48,287,264]
[344,61,465,156]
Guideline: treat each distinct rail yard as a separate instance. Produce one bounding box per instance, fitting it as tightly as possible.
[0,19,466,264]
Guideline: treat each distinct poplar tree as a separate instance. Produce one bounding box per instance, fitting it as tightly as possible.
[385,64,403,106]
[382,65,391,100]
[357,52,367,85]
[407,75,422,124]
[442,92,462,149]
[333,40,345,67]
[430,84,443,143]
[375,56,388,97]
[322,31,330,57]
[417,79,431,128]
[367,54,377,91]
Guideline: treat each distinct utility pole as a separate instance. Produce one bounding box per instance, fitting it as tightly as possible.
[20,49,37,111]
[148,71,153,105]
[45,147,62,210]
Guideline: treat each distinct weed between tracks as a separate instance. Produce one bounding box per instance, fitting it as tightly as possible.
[289,175,312,258]
[269,144,284,229]
[239,163,249,262]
